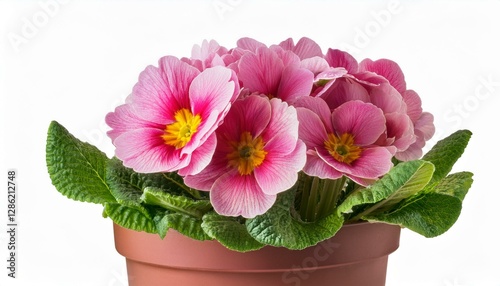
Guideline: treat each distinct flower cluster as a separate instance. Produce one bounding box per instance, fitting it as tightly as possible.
[106,37,435,219]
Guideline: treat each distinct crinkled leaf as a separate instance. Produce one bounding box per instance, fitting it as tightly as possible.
[433,172,473,201]
[422,130,472,184]
[104,203,156,234]
[46,121,116,204]
[338,160,434,216]
[153,210,211,240]
[141,187,212,219]
[202,212,264,252]
[364,192,462,237]
[246,188,344,250]
[106,158,154,217]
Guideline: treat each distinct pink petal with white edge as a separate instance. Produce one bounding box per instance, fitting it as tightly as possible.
[177,133,217,176]
[332,101,386,146]
[303,150,343,180]
[317,146,393,179]
[190,66,238,117]
[221,95,272,141]
[114,128,188,173]
[296,107,329,150]
[105,103,162,143]
[182,66,238,155]
[359,58,407,93]
[262,98,300,154]
[131,56,200,125]
[325,48,359,74]
[254,140,306,196]
[347,176,377,187]
[210,173,277,218]
[276,66,314,103]
[183,149,229,191]
[295,96,333,131]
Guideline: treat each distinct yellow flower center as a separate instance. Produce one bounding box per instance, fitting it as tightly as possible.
[227,132,268,175]
[324,133,362,165]
[162,108,202,149]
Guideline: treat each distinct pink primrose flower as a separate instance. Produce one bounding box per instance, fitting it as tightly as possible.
[184,95,306,218]
[359,58,435,160]
[312,49,435,160]
[296,97,393,186]
[106,56,240,176]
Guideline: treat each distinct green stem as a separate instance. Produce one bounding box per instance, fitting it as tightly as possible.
[297,174,349,222]
[316,176,347,219]
[316,179,335,218]
[299,173,312,219]
[305,176,320,221]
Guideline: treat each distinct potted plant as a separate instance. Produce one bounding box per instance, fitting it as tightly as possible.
[46,37,473,286]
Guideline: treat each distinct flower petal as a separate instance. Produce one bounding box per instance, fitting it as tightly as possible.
[130,56,199,125]
[296,106,329,150]
[325,48,359,74]
[238,47,284,96]
[178,133,217,176]
[368,83,406,114]
[401,89,423,122]
[290,37,323,59]
[236,37,267,52]
[262,98,300,154]
[210,173,277,218]
[316,146,393,179]
[302,150,343,180]
[254,140,306,195]
[221,95,271,140]
[114,128,187,173]
[415,112,435,141]
[359,58,407,93]
[320,77,370,110]
[183,148,229,191]
[105,103,162,143]
[276,66,314,103]
[190,66,239,118]
[332,101,386,146]
[182,66,239,154]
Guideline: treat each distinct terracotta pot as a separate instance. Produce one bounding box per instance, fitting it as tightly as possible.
[113,222,400,286]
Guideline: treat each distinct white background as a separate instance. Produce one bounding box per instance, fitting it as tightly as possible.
[1,1,499,285]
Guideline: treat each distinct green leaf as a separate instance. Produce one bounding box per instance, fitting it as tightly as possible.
[423,130,472,184]
[153,210,211,240]
[106,158,152,217]
[46,121,116,204]
[202,212,264,252]
[364,192,462,237]
[141,187,212,219]
[246,187,344,250]
[433,172,474,201]
[104,203,156,234]
[338,160,435,217]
